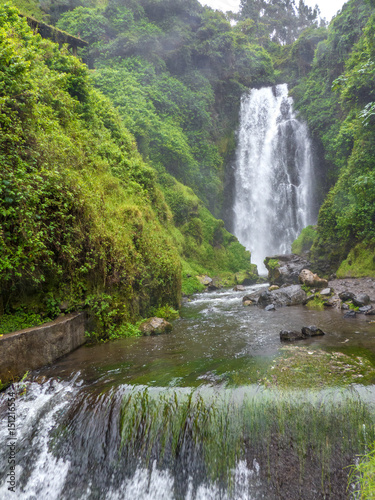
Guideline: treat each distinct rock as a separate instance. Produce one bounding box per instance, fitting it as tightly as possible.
[320,288,332,296]
[358,305,372,314]
[365,308,375,316]
[207,284,219,291]
[197,275,213,286]
[262,285,307,307]
[339,291,355,302]
[233,285,246,292]
[140,317,172,336]
[243,300,254,306]
[301,326,325,337]
[325,297,340,308]
[280,330,304,342]
[299,269,328,289]
[264,254,311,286]
[265,304,276,311]
[352,294,370,307]
[280,325,326,342]
[303,294,316,305]
[258,291,273,306]
[344,310,357,319]
[268,285,280,291]
[341,303,349,310]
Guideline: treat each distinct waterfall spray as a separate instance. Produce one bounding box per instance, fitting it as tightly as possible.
[233,84,315,274]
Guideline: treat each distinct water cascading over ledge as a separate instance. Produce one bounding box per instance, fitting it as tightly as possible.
[233,84,316,274]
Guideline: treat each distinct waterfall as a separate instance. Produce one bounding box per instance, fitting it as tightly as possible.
[233,84,315,274]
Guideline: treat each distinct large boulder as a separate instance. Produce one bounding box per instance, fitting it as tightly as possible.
[257,285,307,308]
[264,254,311,286]
[140,317,172,336]
[299,269,328,288]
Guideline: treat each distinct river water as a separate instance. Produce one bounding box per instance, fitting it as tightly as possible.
[1,285,375,499]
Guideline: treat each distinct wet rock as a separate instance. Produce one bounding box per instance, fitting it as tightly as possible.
[303,294,316,305]
[197,275,213,286]
[341,303,350,310]
[243,300,254,306]
[352,294,370,307]
[268,285,280,291]
[264,254,311,286]
[280,325,326,342]
[343,310,357,319]
[320,288,332,296]
[263,285,307,307]
[140,317,172,336]
[265,304,276,311]
[339,291,355,302]
[358,305,373,314]
[280,330,304,341]
[207,284,219,291]
[365,308,375,316]
[301,326,325,337]
[233,285,246,292]
[325,297,340,307]
[299,269,328,289]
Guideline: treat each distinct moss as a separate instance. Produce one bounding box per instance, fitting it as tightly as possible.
[337,243,375,278]
[291,225,317,255]
[267,258,280,270]
[261,346,375,389]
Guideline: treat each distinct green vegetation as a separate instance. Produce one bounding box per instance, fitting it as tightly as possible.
[291,225,317,254]
[266,258,280,270]
[0,3,254,339]
[0,311,52,336]
[350,445,375,499]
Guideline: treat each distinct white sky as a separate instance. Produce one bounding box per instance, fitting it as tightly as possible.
[198,0,347,22]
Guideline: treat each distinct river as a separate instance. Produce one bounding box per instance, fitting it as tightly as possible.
[1,284,375,499]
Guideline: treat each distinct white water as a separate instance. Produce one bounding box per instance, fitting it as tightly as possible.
[233,84,315,273]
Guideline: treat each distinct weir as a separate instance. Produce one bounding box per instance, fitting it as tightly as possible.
[233,84,316,273]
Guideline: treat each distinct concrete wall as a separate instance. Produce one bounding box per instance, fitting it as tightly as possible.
[0,312,86,384]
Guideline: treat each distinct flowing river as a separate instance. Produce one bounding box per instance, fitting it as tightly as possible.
[1,285,375,499]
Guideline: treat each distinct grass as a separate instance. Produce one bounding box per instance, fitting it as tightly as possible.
[0,311,52,336]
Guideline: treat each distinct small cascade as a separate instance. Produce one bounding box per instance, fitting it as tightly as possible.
[233,84,315,273]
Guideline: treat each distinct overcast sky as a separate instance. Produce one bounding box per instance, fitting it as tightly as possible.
[198,0,347,22]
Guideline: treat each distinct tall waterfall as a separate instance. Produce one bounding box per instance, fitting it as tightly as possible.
[233,84,315,274]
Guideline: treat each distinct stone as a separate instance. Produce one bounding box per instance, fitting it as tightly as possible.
[268,285,280,291]
[197,275,212,286]
[365,308,375,316]
[140,317,172,336]
[339,291,355,302]
[352,294,371,307]
[264,254,311,286]
[358,305,372,314]
[299,269,328,288]
[344,310,357,319]
[265,304,276,311]
[233,285,246,292]
[341,303,349,310]
[259,285,307,308]
[325,297,339,307]
[280,325,326,342]
[243,300,254,306]
[280,330,304,342]
[301,326,325,337]
[320,288,332,296]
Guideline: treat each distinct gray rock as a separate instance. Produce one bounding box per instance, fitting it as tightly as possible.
[140,317,172,336]
[344,310,357,319]
[358,305,372,314]
[301,326,325,337]
[265,304,276,311]
[320,288,332,296]
[352,294,370,307]
[365,308,375,316]
[197,275,213,286]
[280,330,304,342]
[303,294,316,305]
[341,303,350,310]
[264,254,311,286]
[233,285,246,292]
[339,291,355,302]
[259,285,307,307]
[280,325,326,342]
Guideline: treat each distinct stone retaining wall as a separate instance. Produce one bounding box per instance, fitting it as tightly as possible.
[0,312,86,385]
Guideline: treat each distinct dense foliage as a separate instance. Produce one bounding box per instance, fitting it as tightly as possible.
[290,0,375,276]
[0,4,254,336]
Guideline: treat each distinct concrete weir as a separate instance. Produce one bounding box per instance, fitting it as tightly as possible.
[0,312,86,385]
